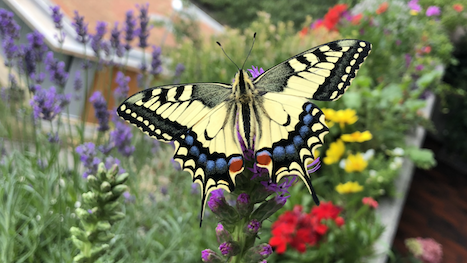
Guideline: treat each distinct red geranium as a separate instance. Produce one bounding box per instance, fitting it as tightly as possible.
[269,202,344,254]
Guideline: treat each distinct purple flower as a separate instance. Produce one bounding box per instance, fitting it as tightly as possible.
[110,22,124,57]
[137,3,150,48]
[0,10,20,40]
[26,31,48,63]
[247,65,265,79]
[415,64,424,71]
[219,242,232,256]
[30,86,69,121]
[207,189,225,212]
[114,71,130,102]
[124,10,137,51]
[311,18,323,29]
[408,0,422,12]
[72,11,88,44]
[110,120,134,156]
[201,249,221,262]
[237,193,249,205]
[150,45,162,76]
[259,244,273,257]
[191,183,199,195]
[123,191,135,203]
[405,54,412,68]
[174,63,185,83]
[45,52,69,87]
[426,6,441,16]
[104,156,125,174]
[47,132,60,143]
[76,142,101,178]
[74,70,82,92]
[247,219,261,234]
[2,37,17,66]
[91,21,107,56]
[171,158,181,170]
[89,91,109,132]
[50,6,63,30]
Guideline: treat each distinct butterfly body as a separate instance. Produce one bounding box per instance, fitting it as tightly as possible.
[117,39,371,220]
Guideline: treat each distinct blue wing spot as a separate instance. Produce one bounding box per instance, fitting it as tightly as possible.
[206,160,215,174]
[189,146,200,157]
[303,114,313,125]
[286,144,296,155]
[305,104,312,112]
[185,135,194,146]
[299,126,310,138]
[215,158,228,173]
[293,135,304,146]
[273,146,286,162]
[198,154,207,165]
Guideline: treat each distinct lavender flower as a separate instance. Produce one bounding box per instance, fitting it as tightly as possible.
[26,30,48,63]
[124,10,137,51]
[110,120,134,157]
[89,91,109,132]
[0,10,20,40]
[44,52,69,87]
[2,36,17,66]
[114,71,130,102]
[137,3,150,48]
[30,86,69,121]
[174,63,185,83]
[405,54,412,68]
[150,45,162,76]
[74,71,82,99]
[75,142,101,178]
[104,156,125,173]
[426,6,441,16]
[72,11,88,44]
[110,22,124,57]
[50,6,63,30]
[416,64,424,71]
[248,65,265,79]
[91,21,107,56]
[47,132,60,143]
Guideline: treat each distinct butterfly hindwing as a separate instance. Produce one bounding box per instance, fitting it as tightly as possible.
[117,83,244,222]
[253,39,371,101]
[254,93,328,201]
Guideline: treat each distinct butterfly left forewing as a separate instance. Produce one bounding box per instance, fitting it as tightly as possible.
[253,39,371,101]
[117,83,244,223]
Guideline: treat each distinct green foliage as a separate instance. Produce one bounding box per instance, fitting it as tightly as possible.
[406,147,437,170]
[191,0,338,30]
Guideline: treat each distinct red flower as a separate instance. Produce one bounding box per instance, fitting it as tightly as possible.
[351,14,363,25]
[362,197,379,209]
[376,2,389,14]
[453,4,463,12]
[269,202,344,254]
[313,4,348,31]
[299,26,309,37]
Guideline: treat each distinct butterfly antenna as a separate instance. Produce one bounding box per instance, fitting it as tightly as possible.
[241,32,256,70]
[216,41,240,70]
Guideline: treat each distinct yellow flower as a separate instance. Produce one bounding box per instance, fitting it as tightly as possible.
[341,131,373,143]
[344,153,368,172]
[323,139,345,165]
[333,109,358,128]
[335,181,364,194]
[321,108,336,127]
[410,10,418,15]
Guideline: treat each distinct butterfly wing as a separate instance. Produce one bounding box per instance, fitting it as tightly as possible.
[252,39,371,201]
[254,39,371,101]
[117,83,244,222]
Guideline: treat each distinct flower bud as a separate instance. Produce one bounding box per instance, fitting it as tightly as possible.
[207,189,238,223]
[215,223,231,244]
[201,249,223,263]
[115,172,129,185]
[219,241,240,257]
[236,193,250,216]
[100,181,111,192]
[245,219,261,235]
[244,243,273,263]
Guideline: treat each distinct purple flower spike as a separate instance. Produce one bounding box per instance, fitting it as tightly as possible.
[30,86,69,121]
[50,6,63,30]
[45,52,69,87]
[150,45,162,76]
[76,142,101,178]
[2,37,17,66]
[89,91,109,132]
[201,249,222,262]
[91,21,107,56]
[0,10,20,40]
[124,10,137,51]
[110,22,124,57]
[137,3,150,48]
[72,11,88,44]
[259,244,273,256]
[114,71,130,102]
[207,189,225,212]
[110,120,134,157]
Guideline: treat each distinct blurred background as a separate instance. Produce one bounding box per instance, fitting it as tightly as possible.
[0,0,466,262]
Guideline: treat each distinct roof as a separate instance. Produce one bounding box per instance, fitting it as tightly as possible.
[3,0,224,71]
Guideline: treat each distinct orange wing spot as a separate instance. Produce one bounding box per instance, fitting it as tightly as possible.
[229,157,244,173]
[256,151,272,166]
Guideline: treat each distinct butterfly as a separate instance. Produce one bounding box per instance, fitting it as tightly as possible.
[117,39,371,221]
